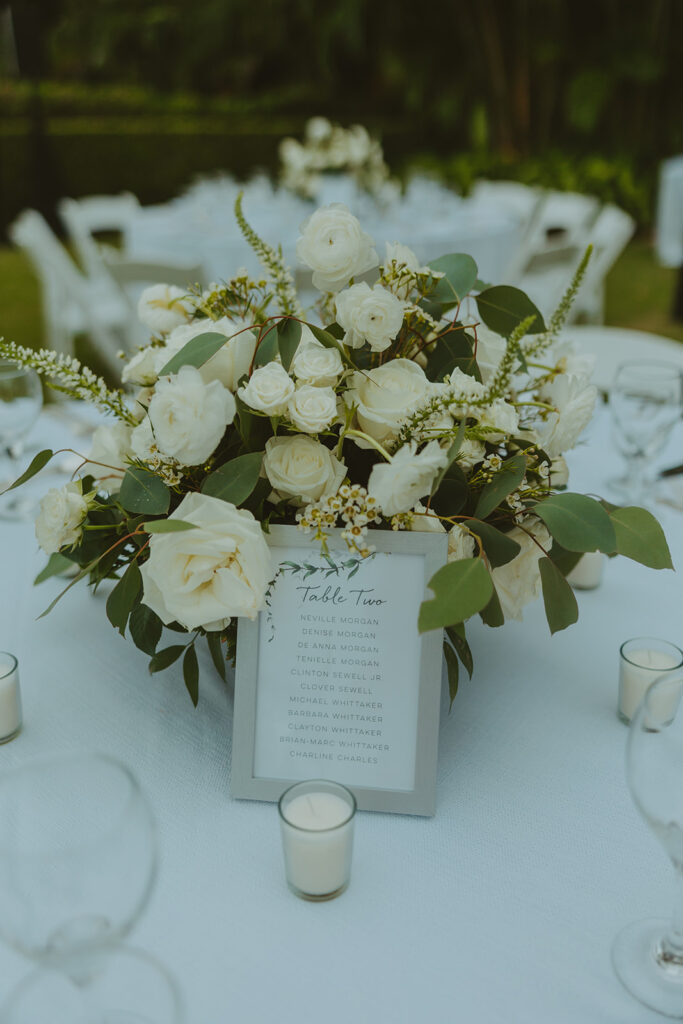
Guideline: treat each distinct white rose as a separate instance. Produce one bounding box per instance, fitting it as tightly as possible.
[477,399,519,442]
[35,482,89,554]
[81,422,132,491]
[148,365,235,466]
[263,435,346,504]
[121,346,158,387]
[410,501,446,533]
[335,282,406,352]
[448,524,476,562]
[287,385,338,433]
[238,363,295,416]
[367,441,447,516]
[290,338,343,387]
[491,520,550,621]
[538,374,597,457]
[140,493,271,631]
[296,204,377,293]
[345,359,430,447]
[158,317,257,391]
[137,284,193,335]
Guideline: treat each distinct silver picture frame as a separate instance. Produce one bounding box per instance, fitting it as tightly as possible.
[231,525,447,816]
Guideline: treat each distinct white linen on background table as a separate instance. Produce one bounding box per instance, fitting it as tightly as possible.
[0,404,681,1023]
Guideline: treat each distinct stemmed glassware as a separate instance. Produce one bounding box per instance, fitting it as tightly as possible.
[0,753,183,1024]
[610,361,682,507]
[0,361,43,520]
[612,670,683,1017]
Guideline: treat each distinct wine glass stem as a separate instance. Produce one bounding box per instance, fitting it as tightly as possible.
[662,865,683,963]
[624,453,649,506]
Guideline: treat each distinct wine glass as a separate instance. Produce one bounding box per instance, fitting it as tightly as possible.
[0,361,43,520]
[610,361,682,507]
[612,670,683,1017]
[0,753,183,1024]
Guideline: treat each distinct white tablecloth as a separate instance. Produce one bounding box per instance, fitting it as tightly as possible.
[0,406,682,1023]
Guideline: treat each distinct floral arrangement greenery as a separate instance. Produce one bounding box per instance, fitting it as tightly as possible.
[0,196,671,706]
[279,117,392,200]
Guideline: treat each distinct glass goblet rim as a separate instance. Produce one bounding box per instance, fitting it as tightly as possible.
[0,361,39,382]
[278,779,357,833]
[0,651,18,681]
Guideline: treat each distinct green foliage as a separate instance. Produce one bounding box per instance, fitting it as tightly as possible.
[534,492,616,552]
[419,558,493,633]
[142,519,198,534]
[4,449,55,492]
[129,603,163,656]
[427,254,478,307]
[475,454,526,519]
[475,287,546,338]
[443,642,459,705]
[201,452,263,505]
[119,468,171,515]
[539,557,579,635]
[607,506,673,569]
[183,645,199,707]
[466,521,521,568]
[105,561,142,636]
[34,552,75,584]
[157,331,230,376]
[277,319,302,371]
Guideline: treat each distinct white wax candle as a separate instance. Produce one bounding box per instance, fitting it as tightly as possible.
[0,654,22,742]
[619,648,680,723]
[567,552,604,590]
[280,791,354,898]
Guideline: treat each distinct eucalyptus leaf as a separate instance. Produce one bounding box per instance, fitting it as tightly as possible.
[183,645,199,707]
[201,452,263,505]
[475,286,546,337]
[4,449,54,492]
[608,506,673,570]
[129,602,163,656]
[427,253,478,306]
[430,461,469,517]
[539,556,579,635]
[548,540,583,577]
[307,324,351,364]
[142,519,199,534]
[34,552,74,585]
[431,419,467,496]
[277,318,302,371]
[119,468,171,515]
[475,454,526,519]
[418,558,493,633]
[443,641,459,705]
[479,585,505,627]
[534,492,616,553]
[426,331,481,383]
[445,623,473,678]
[253,324,279,367]
[149,645,185,674]
[466,520,522,568]
[157,332,228,376]
[207,631,227,682]
[105,561,142,636]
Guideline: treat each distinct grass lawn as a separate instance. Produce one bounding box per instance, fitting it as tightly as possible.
[2,236,682,356]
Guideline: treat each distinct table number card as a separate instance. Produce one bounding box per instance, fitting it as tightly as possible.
[231,526,447,815]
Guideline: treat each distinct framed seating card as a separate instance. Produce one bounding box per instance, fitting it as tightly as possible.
[231,525,447,815]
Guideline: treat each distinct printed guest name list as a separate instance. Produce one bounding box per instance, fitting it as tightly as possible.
[252,547,426,792]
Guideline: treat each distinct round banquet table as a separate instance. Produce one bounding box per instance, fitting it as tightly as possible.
[0,403,682,1023]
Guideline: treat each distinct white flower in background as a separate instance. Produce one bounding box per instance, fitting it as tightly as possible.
[81,422,132,490]
[346,359,431,446]
[137,284,193,335]
[121,346,158,387]
[367,441,448,516]
[35,481,89,554]
[491,519,550,621]
[471,324,507,384]
[335,282,406,352]
[287,385,338,433]
[409,501,446,533]
[538,373,597,457]
[263,435,346,504]
[139,493,271,632]
[477,398,519,442]
[550,455,569,488]
[238,363,295,416]
[448,523,476,562]
[158,317,257,391]
[290,337,343,387]
[305,116,333,143]
[296,204,377,293]
[148,365,235,466]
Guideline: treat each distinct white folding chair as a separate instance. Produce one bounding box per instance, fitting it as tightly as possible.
[58,193,140,286]
[105,257,205,340]
[572,205,636,323]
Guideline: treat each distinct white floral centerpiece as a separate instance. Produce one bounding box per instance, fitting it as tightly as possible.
[279,117,393,200]
[1,197,671,704]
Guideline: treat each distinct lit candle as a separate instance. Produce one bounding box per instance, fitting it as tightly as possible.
[279,780,356,900]
[618,639,683,724]
[567,552,604,590]
[0,652,22,743]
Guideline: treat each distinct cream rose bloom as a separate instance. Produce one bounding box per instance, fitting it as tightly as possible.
[335,282,406,352]
[538,374,597,457]
[448,523,476,562]
[137,284,193,335]
[81,422,132,491]
[287,385,338,434]
[290,337,343,387]
[148,365,235,466]
[345,359,430,446]
[159,317,257,391]
[238,363,295,416]
[35,482,89,554]
[367,441,447,516]
[263,435,346,504]
[296,204,377,293]
[121,346,158,387]
[139,493,271,631]
[491,519,550,621]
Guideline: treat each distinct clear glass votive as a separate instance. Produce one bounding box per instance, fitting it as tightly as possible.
[618,638,683,725]
[278,780,356,902]
[0,652,22,743]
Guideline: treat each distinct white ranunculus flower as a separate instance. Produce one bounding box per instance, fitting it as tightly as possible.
[448,524,476,562]
[157,317,257,391]
[345,359,431,446]
[35,482,89,554]
[137,284,193,335]
[550,455,569,488]
[148,365,235,466]
[140,493,271,632]
[477,399,519,442]
[410,501,446,533]
[287,385,338,434]
[121,346,158,387]
[491,520,550,621]
[335,282,406,352]
[81,422,132,491]
[472,324,507,384]
[538,374,597,457]
[290,337,343,387]
[238,363,295,416]
[263,435,346,504]
[296,204,377,293]
[367,441,448,516]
